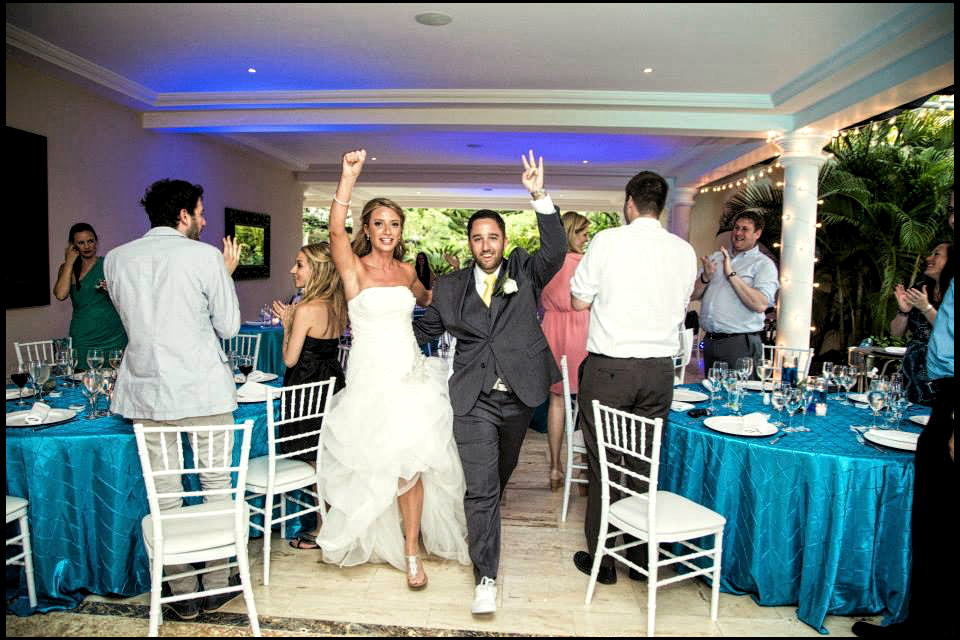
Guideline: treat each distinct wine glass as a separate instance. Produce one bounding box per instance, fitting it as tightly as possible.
[707,366,725,412]
[10,364,31,407]
[28,360,51,403]
[80,370,102,420]
[798,379,816,431]
[770,382,787,427]
[108,349,124,370]
[86,348,104,371]
[757,359,774,405]
[98,369,117,416]
[837,366,854,405]
[736,357,754,382]
[237,355,254,383]
[866,387,887,429]
[784,387,803,432]
[821,362,834,399]
[56,349,74,388]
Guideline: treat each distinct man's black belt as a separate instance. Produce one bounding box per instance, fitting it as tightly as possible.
[704,331,761,341]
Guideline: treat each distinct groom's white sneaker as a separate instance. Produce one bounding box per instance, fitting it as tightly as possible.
[471,576,497,615]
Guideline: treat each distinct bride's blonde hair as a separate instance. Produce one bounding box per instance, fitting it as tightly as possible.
[298,242,347,335]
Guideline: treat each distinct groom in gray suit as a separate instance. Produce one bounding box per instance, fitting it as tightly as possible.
[414,151,565,615]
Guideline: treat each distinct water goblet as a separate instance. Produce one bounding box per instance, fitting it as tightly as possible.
[80,370,102,419]
[707,366,724,412]
[28,360,51,403]
[821,362,834,399]
[866,387,887,429]
[770,382,787,428]
[736,357,754,382]
[798,379,816,431]
[10,364,31,407]
[56,349,75,388]
[98,369,117,416]
[837,366,854,405]
[86,348,104,371]
[784,387,803,432]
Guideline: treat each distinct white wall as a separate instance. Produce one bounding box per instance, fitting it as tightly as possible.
[6,58,304,368]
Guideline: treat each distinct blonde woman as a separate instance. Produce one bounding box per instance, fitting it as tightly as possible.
[315,150,469,590]
[540,212,590,489]
[271,242,347,549]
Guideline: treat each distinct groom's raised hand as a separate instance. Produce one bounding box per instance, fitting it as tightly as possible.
[341,149,367,181]
[521,149,545,194]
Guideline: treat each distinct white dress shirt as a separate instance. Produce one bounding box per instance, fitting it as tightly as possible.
[699,245,778,334]
[104,227,241,420]
[570,217,697,358]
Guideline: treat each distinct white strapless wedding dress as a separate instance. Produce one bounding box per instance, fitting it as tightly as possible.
[316,286,470,569]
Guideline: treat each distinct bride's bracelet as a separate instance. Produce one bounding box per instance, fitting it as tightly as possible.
[333,195,351,207]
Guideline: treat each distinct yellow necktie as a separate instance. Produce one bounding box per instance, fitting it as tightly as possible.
[481,273,497,307]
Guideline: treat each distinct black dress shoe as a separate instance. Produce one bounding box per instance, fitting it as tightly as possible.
[852,621,908,637]
[161,584,202,621]
[201,574,243,614]
[628,568,646,581]
[573,551,617,585]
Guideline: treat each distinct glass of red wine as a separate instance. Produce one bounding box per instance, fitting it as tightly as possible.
[10,364,31,407]
[237,355,254,383]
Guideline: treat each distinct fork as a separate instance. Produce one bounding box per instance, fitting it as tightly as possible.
[850,426,884,452]
[769,430,789,445]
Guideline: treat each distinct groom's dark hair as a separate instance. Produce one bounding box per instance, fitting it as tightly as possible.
[467,210,506,236]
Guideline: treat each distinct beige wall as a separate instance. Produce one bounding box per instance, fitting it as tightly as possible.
[6,58,304,367]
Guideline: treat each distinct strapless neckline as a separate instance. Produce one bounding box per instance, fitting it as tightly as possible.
[350,285,412,303]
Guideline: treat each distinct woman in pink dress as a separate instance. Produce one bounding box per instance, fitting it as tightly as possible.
[540,212,590,490]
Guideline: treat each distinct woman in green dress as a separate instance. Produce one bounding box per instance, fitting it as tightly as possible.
[53,223,127,369]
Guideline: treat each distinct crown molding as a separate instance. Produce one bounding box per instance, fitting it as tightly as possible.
[6,22,156,106]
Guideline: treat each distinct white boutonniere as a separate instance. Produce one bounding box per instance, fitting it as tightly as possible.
[498,277,519,297]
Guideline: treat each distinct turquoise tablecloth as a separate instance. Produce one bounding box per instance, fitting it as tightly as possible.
[5,380,298,614]
[239,324,285,377]
[660,385,922,633]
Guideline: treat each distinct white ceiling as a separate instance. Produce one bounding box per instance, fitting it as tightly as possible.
[6,3,955,209]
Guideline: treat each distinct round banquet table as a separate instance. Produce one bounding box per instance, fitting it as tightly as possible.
[660,384,923,633]
[4,379,303,614]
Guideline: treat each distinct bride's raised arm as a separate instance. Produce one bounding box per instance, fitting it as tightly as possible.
[329,149,366,298]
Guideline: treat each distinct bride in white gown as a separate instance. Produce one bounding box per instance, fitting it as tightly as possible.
[316,150,469,588]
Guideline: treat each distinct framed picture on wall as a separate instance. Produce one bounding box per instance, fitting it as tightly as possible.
[225,208,270,280]
[7,126,50,309]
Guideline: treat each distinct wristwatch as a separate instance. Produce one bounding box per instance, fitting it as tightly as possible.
[727,271,737,278]
[529,189,547,200]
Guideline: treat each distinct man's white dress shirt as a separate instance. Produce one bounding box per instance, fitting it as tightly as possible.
[699,245,778,334]
[104,227,241,420]
[570,217,697,358]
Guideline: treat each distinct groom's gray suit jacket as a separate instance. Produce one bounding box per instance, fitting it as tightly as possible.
[414,209,566,416]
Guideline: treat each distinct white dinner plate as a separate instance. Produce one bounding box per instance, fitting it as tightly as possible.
[863,428,918,451]
[243,320,273,327]
[848,393,869,404]
[674,388,709,403]
[6,407,78,427]
[703,416,777,437]
[742,380,774,392]
[909,415,930,426]
[234,371,278,384]
[6,387,37,400]
[884,346,907,356]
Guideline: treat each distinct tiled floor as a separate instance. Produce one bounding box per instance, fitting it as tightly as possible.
[7,357,882,636]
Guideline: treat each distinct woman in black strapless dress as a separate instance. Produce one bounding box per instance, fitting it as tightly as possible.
[272,242,347,549]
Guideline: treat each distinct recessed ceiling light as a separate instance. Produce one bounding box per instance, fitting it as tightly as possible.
[247,68,257,73]
[466,143,483,148]
[415,12,452,26]
[370,157,377,161]
[582,160,590,164]
[643,68,653,74]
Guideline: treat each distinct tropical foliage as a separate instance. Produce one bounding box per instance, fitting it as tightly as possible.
[723,106,954,352]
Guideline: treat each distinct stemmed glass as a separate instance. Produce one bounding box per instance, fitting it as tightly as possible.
[237,355,254,383]
[885,387,906,429]
[80,370,102,420]
[798,378,816,431]
[770,382,787,427]
[98,369,116,417]
[784,387,803,432]
[86,348,104,371]
[56,349,74,388]
[722,369,742,415]
[108,349,124,370]
[837,366,855,405]
[28,360,51,403]
[866,384,887,429]
[736,357,754,382]
[10,364,32,407]
[757,359,774,405]
[707,365,725,413]
[821,362,834,400]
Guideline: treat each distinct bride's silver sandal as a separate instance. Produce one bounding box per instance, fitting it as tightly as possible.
[406,554,428,590]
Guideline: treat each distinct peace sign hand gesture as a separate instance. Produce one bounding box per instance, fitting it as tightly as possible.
[521,149,545,193]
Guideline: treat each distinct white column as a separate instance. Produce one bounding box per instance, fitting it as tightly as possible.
[774,129,831,352]
[669,187,698,240]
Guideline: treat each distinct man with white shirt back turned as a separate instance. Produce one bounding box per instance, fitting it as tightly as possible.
[569,171,697,584]
[104,179,242,621]
[692,212,779,372]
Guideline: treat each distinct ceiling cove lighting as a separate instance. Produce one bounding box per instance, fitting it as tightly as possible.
[415,12,453,26]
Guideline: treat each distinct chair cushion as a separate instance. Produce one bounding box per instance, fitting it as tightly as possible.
[245,456,318,492]
[609,491,725,540]
[6,495,28,521]
[142,499,249,556]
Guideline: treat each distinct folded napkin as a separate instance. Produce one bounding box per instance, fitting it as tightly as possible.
[701,380,716,393]
[671,401,695,412]
[24,402,52,425]
[742,412,771,427]
[237,380,271,399]
[235,370,268,383]
[866,428,919,444]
